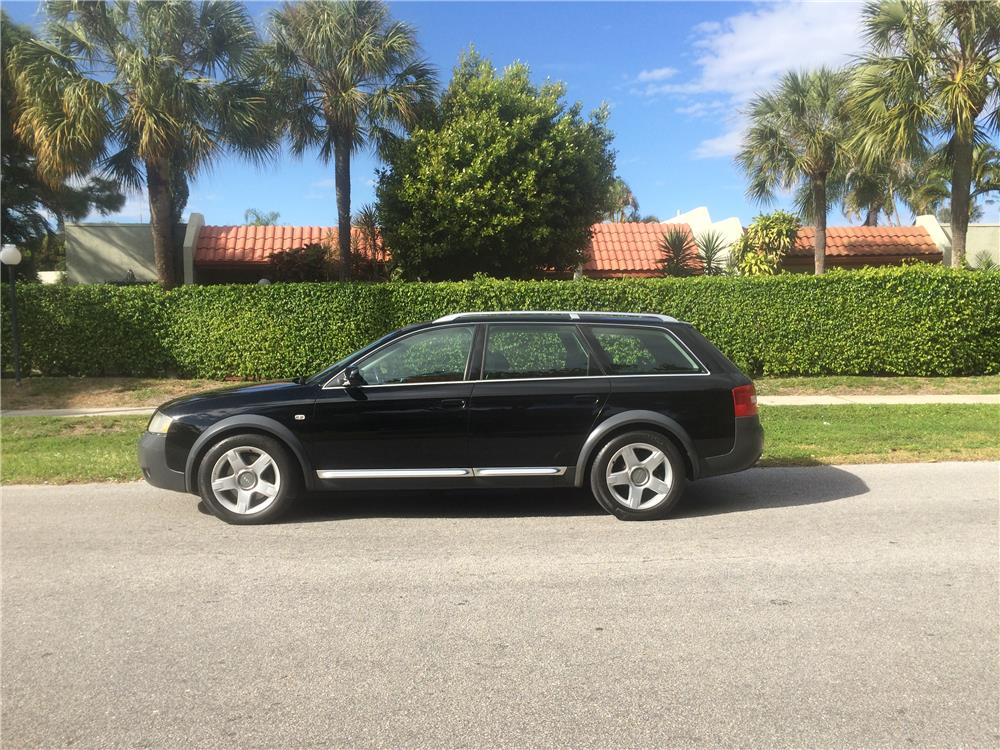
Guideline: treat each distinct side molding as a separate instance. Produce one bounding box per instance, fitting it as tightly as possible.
[574,410,701,487]
[184,415,315,492]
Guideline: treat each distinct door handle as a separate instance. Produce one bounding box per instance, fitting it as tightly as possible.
[439,398,467,409]
[574,394,600,403]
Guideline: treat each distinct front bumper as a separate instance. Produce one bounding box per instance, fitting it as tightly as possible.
[701,416,764,478]
[138,431,187,492]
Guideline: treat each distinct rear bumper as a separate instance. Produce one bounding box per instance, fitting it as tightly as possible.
[138,431,187,492]
[701,416,764,478]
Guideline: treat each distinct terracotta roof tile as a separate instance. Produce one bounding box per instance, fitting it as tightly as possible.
[583,222,691,277]
[195,225,375,265]
[793,226,939,257]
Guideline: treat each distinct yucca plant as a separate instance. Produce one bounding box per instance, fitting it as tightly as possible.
[12,1,279,287]
[268,0,436,280]
[695,230,730,275]
[659,226,698,277]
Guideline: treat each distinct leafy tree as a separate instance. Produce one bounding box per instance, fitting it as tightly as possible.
[269,0,436,281]
[730,211,802,276]
[245,209,281,226]
[12,1,278,287]
[377,50,616,280]
[1,11,124,254]
[659,226,698,277]
[736,68,852,274]
[695,230,729,275]
[850,0,1000,267]
[604,177,640,222]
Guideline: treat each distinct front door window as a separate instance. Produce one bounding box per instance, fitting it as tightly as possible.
[356,326,475,385]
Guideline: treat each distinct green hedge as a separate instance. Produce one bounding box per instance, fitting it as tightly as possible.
[2,266,998,378]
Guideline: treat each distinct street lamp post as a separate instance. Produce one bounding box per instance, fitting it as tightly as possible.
[1,244,23,386]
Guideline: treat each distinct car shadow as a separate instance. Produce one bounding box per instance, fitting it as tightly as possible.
[246,464,870,523]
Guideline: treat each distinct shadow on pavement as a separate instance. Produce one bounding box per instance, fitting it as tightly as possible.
[248,464,870,523]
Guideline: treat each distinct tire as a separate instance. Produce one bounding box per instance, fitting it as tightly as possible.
[589,430,686,521]
[197,433,299,525]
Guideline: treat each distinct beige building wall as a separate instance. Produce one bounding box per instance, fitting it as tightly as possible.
[941,224,1000,267]
[65,223,186,284]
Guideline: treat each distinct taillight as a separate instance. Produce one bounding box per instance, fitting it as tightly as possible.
[732,383,758,418]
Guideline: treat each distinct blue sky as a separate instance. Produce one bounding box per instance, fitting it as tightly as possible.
[7,0,995,226]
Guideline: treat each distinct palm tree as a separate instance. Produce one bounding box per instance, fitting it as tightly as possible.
[269,0,436,280]
[604,177,640,222]
[12,1,277,288]
[904,144,1000,221]
[245,209,281,226]
[736,68,852,274]
[850,0,1000,267]
[659,226,698,277]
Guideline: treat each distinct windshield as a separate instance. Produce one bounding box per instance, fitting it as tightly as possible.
[304,324,426,385]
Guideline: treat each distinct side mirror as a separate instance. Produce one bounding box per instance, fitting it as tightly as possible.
[343,365,364,386]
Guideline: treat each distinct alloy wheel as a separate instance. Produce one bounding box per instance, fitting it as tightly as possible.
[210,446,282,515]
[605,442,673,510]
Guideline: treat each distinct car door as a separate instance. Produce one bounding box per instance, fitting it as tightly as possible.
[309,324,477,475]
[467,323,610,471]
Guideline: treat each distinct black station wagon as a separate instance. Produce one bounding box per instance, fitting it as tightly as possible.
[139,311,763,524]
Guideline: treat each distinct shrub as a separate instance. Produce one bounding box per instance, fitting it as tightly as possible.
[2,266,997,379]
[731,211,802,275]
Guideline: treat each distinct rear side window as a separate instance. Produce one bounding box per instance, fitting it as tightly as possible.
[483,324,596,380]
[588,326,703,375]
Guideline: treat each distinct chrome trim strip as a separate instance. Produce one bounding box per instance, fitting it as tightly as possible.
[473,466,567,477]
[316,466,568,479]
[322,372,711,391]
[435,310,678,323]
[316,468,471,479]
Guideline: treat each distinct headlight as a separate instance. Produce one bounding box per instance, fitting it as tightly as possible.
[147,411,173,434]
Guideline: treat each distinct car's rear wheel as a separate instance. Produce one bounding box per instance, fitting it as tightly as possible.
[197,434,298,524]
[589,430,686,520]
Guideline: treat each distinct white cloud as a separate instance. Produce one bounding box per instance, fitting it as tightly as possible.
[693,128,745,159]
[685,1,864,104]
[632,1,865,158]
[636,66,678,83]
[310,178,336,189]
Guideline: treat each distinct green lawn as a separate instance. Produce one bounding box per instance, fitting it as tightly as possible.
[1,404,997,485]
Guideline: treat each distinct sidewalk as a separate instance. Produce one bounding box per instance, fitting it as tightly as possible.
[2,393,996,418]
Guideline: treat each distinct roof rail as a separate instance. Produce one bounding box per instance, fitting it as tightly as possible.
[433,310,678,323]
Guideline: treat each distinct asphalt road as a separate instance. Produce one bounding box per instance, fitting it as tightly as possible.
[2,462,998,749]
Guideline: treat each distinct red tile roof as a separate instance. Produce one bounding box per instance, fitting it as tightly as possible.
[793,226,939,257]
[196,225,338,265]
[583,222,690,277]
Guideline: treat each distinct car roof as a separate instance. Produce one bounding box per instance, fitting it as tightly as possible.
[432,311,681,325]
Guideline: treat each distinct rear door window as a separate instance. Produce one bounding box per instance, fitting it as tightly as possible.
[482,324,598,380]
[587,326,704,375]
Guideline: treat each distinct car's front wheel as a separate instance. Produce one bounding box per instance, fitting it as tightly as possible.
[197,434,299,524]
[589,430,686,520]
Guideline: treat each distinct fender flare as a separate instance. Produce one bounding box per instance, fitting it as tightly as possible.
[184,415,316,493]
[574,410,701,487]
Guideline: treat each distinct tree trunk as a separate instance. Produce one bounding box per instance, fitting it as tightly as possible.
[949,136,973,269]
[863,206,878,226]
[812,177,827,275]
[146,159,177,288]
[334,140,352,281]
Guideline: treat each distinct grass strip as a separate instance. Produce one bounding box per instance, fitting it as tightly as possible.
[1,405,997,485]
